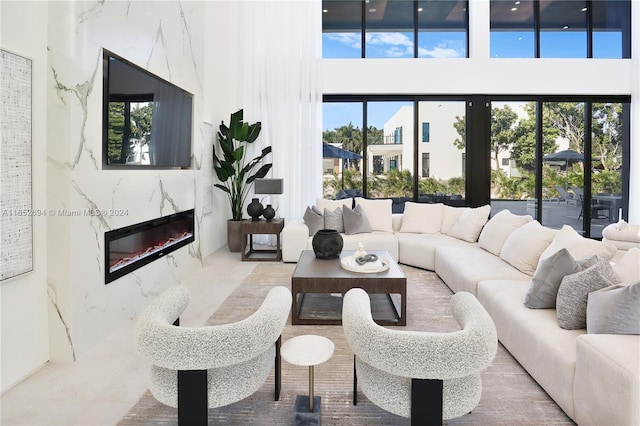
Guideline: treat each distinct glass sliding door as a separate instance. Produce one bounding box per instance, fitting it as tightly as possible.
[488,101,534,217]
[366,101,414,207]
[590,102,624,238]
[322,102,364,199]
[417,101,466,204]
[541,101,585,233]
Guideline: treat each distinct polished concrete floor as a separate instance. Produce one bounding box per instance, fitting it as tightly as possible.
[0,248,253,426]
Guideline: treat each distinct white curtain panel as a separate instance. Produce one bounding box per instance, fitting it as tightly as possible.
[240,0,323,229]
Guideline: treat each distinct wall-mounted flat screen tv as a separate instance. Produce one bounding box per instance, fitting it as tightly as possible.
[102,49,193,168]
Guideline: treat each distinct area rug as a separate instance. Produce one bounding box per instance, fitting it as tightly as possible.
[119,263,574,425]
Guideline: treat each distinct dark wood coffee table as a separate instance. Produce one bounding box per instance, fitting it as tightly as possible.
[291,250,406,326]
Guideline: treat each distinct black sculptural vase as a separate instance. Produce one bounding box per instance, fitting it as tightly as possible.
[247,198,263,222]
[262,204,276,222]
[312,229,343,259]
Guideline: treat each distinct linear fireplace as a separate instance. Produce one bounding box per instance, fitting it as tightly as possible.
[104,209,194,284]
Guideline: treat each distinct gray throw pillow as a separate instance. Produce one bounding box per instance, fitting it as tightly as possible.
[323,207,344,233]
[556,260,619,330]
[303,206,324,236]
[587,281,640,335]
[524,248,582,308]
[342,204,372,235]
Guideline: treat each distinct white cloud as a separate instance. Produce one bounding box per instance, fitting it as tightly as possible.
[418,46,461,58]
[324,33,361,49]
[366,32,413,48]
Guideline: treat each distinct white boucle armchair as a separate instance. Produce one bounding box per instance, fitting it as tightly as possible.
[342,288,497,425]
[135,285,292,425]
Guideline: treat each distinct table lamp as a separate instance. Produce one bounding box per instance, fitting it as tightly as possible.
[254,178,283,222]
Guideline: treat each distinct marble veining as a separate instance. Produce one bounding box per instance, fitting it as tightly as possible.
[49,50,101,170]
[47,283,76,361]
[158,178,181,215]
[148,22,172,82]
[77,0,105,26]
[178,3,203,93]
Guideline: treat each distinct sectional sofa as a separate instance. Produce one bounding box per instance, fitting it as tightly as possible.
[281,197,640,426]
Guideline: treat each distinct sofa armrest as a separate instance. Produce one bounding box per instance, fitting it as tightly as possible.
[574,334,640,426]
[282,219,310,262]
[392,213,403,232]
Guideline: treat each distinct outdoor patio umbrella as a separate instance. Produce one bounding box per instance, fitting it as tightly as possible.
[322,142,362,160]
[543,149,584,190]
[322,143,362,189]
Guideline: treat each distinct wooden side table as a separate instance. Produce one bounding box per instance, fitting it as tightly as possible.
[240,218,285,261]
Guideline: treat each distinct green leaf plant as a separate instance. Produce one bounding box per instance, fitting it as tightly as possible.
[213,109,272,221]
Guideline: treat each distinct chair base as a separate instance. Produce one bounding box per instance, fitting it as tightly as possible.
[352,355,444,425]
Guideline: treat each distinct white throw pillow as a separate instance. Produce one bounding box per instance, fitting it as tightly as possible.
[355,198,393,232]
[441,205,467,233]
[538,225,618,269]
[447,205,491,243]
[478,210,533,256]
[399,202,444,234]
[612,247,640,283]
[316,197,352,212]
[500,220,557,275]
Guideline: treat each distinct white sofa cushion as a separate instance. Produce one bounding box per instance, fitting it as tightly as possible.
[538,225,617,268]
[478,209,533,256]
[354,198,393,232]
[500,221,557,276]
[586,281,640,335]
[441,205,467,233]
[574,334,640,426]
[476,280,582,420]
[399,202,443,234]
[396,232,469,271]
[613,247,640,283]
[435,245,531,296]
[447,204,491,243]
[316,197,352,212]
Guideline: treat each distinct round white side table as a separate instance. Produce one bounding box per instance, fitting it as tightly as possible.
[280,334,335,416]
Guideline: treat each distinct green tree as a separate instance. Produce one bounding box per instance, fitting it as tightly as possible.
[107,102,126,162]
[510,102,559,171]
[130,103,153,144]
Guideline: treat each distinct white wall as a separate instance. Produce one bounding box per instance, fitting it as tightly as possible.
[323,1,638,222]
[0,1,50,392]
[0,0,216,392]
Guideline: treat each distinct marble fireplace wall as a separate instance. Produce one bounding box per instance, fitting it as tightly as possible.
[46,1,206,362]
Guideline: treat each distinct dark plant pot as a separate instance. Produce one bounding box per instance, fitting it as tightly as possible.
[247,198,263,222]
[312,229,343,259]
[262,204,276,222]
[227,220,244,252]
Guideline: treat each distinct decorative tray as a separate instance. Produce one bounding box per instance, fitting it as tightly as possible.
[340,255,390,274]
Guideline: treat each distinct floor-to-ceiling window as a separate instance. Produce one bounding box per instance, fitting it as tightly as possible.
[323,97,468,211]
[488,97,630,238]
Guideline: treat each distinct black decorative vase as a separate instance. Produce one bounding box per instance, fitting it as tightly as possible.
[312,229,343,259]
[247,198,263,221]
[262,204,276,222]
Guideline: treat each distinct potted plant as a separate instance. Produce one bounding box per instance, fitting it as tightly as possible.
[213,109,272,251]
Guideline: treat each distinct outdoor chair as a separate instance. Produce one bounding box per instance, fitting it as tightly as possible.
[135,285,292,425]
[554,185,578,206]
[342,288,497,425]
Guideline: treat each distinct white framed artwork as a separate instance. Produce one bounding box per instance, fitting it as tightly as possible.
[1,49,33,281]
